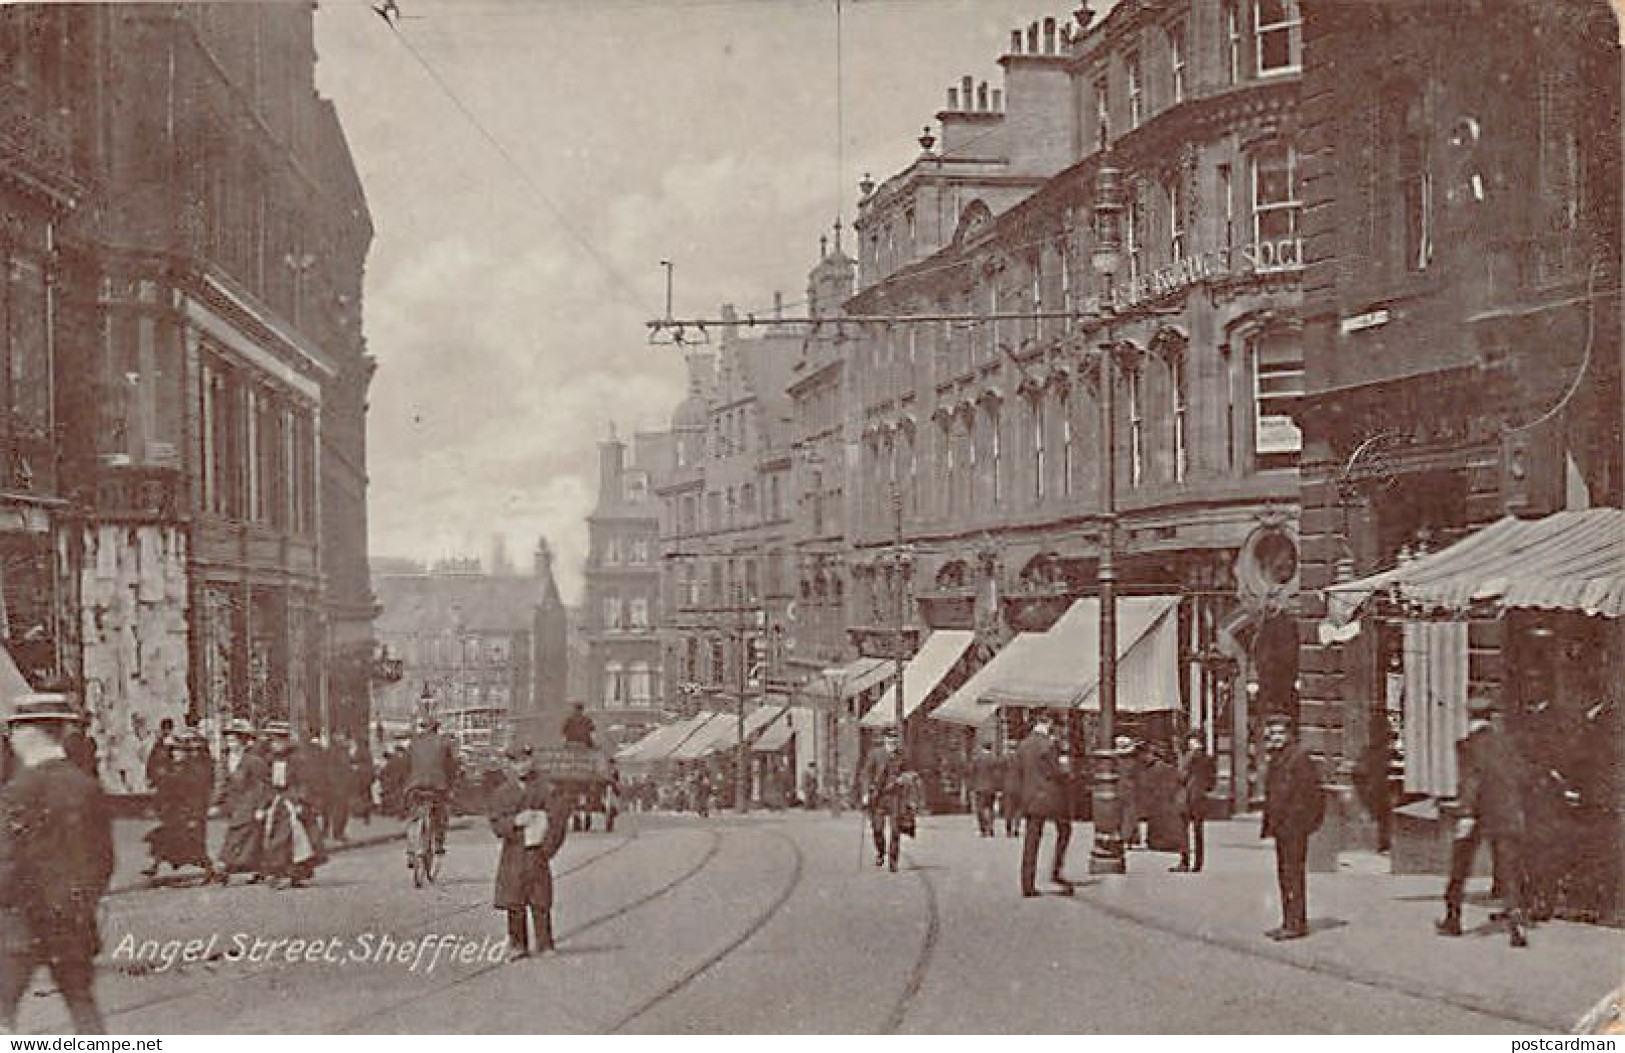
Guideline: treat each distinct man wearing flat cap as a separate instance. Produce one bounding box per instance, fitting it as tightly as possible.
[1261,714,1325,941]
[0,695,114,1033]
[1438,696,1529,947]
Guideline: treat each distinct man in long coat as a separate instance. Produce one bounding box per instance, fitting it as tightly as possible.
[0,695,114,1034]
[1261,714,1324,941]
[488,747,569,960]
[856,729,907,871]
[1437,697,1529,947]
[215,721,269,884]
[1017,715,1073,897]
[1000,746,1023,838]
[1173,730,1217,872]
[969,743,1001,837]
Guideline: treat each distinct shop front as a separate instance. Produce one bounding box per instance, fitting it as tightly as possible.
[1324,508,1623,921]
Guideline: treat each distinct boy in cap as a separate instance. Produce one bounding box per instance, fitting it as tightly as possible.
[0,695,114,1033]
[488,746,568,960]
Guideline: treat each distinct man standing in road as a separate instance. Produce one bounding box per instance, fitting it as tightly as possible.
[1173,730,1216,873]
[1017,715,1073,897]
[857,729,907,872]
[0,694,115,1034]
[488,746,568,961]
[969,742,1001,837]
[1261,714,1324,940]
[1437,697,1528,948]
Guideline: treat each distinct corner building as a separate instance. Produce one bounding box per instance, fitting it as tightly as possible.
[847,1,1308,804]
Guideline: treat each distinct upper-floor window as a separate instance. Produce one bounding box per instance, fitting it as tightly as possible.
[603,595,623,631]
[1127,367,1145,488]
[1126,53,1144,130]
[1126,192,1145,289]
[1169,23,1187,104]
[1168,177,1186,264]
[1171,353,1189,483]
[629,596,649,628]
[1224,3,1242,85]
[1217,163,1235,256]
[989,405,1002,507]
[1254,0,1301,76]
[1031,395,1047,505]
[1397,90,1434,272]
[1252,145,1301,252]
[1060,390,1074,497]
[1094,77,1110,151]
[1252,330,1303,465]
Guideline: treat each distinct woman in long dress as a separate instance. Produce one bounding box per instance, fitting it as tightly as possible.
[215,722,269,883]
[259,727,327,888]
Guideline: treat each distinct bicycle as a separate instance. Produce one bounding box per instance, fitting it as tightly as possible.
[405,788,445,888]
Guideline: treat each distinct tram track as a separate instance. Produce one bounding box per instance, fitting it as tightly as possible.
[64,824,659,1031]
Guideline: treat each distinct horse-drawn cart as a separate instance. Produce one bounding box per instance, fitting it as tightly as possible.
[532,744,618,832]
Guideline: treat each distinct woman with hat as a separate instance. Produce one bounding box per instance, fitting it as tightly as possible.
[259,722,326,889]
[488,745,568,960]
[142,728,215,884]
[214,720,269,885]
[0,694,114,1033]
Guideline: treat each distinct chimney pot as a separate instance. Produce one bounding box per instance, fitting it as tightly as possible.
[991,88,1003,112]
[947,86,959,110]
[1010,29,1022,53]
[962,75,974,108]
[1060,24,1072,47]
[977,81,989,111]
[1043,16,1056,53]
[1027,22,1039,53]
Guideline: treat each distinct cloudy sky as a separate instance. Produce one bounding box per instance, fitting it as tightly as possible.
[314,0,1075,602]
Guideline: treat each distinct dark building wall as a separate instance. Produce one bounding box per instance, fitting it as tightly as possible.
[1295,0,1621,768]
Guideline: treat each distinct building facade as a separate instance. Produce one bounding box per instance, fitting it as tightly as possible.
[1294,0,1621,814]
[371,542,566,749]
[1,4,374,791]
[656,309,799,724]
[842,1,1308,801]
[582,428,669,748]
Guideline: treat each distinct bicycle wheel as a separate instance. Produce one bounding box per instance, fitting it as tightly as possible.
[406,812,426,888]
[422,813,441,883]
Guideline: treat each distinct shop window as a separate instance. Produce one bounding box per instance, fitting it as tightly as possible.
[1254,0,1301,76]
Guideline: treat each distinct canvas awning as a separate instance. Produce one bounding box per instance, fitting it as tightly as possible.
[861,630,976,728]
[1325,509,1625,625]
[615,712,710,764]
[978,595,1181,713]
[752,706,817,752]
[930,632,1047,726]
[0,644,31,719]
[668,711,747,761]
[931,596,1183,724]
[808,656,894,702]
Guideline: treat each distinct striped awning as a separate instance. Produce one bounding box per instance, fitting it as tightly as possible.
[808,656,894,701]
[1325,508,1625,623]
[861,630,975,728]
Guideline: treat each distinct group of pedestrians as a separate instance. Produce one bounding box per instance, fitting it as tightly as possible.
[140,720,381,889]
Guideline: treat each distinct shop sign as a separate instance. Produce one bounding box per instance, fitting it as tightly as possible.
[1256,413,1303,455]
[1116,238,1304,311]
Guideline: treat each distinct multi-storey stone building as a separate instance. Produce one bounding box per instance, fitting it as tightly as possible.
[656,310,798,713]
[582,428,669,748]
[372,543,567,749]
[845,1,1309,802]
[1,4,374,790]
[1295,0,1620,850]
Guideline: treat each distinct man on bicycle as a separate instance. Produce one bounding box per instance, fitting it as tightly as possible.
[405,717,459,856]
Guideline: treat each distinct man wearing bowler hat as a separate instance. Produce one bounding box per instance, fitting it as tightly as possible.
[0,694,114,1033]
[1437,696,1529,947]
[1261,713,1324,941]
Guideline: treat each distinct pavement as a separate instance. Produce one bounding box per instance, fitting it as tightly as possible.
[10,809,1618,1034]
[927,811,1624,1034]
[108,813,459,894]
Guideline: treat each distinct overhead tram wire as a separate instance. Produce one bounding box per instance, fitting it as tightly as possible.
[377,15,657,318]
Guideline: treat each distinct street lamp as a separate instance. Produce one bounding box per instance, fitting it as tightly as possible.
[1088,163,1128,876]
